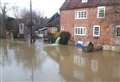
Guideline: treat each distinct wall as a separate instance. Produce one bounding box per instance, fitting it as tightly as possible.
[60,6,120,46]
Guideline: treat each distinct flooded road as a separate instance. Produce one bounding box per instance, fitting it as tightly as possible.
[0,40,120,82]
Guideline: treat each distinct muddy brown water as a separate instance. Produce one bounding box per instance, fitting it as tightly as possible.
[0,40,120,82]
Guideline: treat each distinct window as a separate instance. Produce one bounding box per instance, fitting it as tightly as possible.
[117,28,120,36]
[116,26,120,36]
[97,6,105,18]
[82,0,88,3]
[93,25,100,37]
[61,26,64,31]
[51,27,57,33]
[19,23,25,34]
[75,10,87,19]
[75,27,87,36]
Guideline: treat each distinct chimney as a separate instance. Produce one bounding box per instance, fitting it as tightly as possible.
[66,0,70,2]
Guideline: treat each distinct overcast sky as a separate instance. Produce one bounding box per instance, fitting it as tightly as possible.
[0,0,65,18]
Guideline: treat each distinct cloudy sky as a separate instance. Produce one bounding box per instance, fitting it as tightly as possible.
[0,0,65,18]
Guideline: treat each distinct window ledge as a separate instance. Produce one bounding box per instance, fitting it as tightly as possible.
[75,18,87,20]
[97,17,105,19]
[93,35,100,37]
[75,34,86,36]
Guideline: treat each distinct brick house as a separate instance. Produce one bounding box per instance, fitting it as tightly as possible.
[60,0,120,48]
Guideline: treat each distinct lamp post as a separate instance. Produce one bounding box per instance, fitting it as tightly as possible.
[30,0,33,43]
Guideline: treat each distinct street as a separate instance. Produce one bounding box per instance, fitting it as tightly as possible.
[0,39,120,82]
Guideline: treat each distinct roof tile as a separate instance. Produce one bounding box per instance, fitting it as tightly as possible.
[60,0,120,10]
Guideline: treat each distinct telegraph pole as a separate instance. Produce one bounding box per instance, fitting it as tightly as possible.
[0,0,1,34]
[30,0,33,43]
[30,1,34,81]
[0,0,2,38]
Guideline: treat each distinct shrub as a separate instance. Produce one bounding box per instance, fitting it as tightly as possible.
[59,31,71,45]
[48,33,56,44]
[53,32,60,40]
[13,31,19,39]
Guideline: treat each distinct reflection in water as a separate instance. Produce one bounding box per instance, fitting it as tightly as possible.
[74,55,86,66]
[91,60,98,73]
[0,40,65,82]
[0,40,120,82]
[73,70,85,80]
[46,45,120,82]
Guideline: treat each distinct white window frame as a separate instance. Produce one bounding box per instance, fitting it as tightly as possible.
[75,10,87,19]
[74,27,87,36]
[97,6,105,18]
[82,0,88,3]
[93,25,101,37]
[19,23,25,34]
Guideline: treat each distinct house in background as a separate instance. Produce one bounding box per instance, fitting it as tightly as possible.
[60,0,120,50]
[5,17,18,39]
[36,27,48,40]
[47,13,60,33]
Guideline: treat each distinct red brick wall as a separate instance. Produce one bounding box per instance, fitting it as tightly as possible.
[60,6,118,46]
[60,10,75,38]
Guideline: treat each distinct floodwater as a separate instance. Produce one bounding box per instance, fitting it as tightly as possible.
[0,40,120,82]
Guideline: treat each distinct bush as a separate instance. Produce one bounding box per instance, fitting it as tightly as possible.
[59,31,71,45]
[53,32,60,40]
[12,31,18,39]
[48,33,56,44]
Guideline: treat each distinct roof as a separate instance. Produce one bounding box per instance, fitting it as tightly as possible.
[38,27,48,31]
[7,17,15,21]
[47,13,60,27]
[60,0,120,10]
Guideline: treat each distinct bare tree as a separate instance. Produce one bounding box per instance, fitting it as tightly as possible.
[20,9,48,32]
[12,6,20,31]
[0,2,9,38]
[12,6,20,19]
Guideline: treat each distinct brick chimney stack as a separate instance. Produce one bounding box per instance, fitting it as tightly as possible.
[66,0,70,2]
